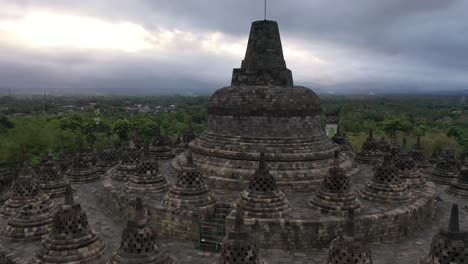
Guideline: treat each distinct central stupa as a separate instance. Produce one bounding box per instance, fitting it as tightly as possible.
[175,20,355,191]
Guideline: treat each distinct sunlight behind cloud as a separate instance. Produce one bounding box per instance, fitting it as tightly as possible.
[0,11,154,52]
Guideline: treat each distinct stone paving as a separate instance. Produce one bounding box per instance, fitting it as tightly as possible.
[0,160,466,263]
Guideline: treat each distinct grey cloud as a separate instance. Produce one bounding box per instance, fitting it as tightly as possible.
[0,0,467,94]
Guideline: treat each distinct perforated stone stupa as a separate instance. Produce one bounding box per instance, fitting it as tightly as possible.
[34,185,106,263]
[176,19,355,192]
[37,155,69,198]
[236,152,290,219]
[332,126,354,158]
[354,129,383,165]
[428,147,460,185]
[218,207,263,264]
[360,152,412,203]
[410,136,432,175]
[150,133,175,160]
[1,165,56,218]
[162,150,217,210]
[112,142,141,182]
[325,210,373,264]
[1,194,57,241]
[377,137,389,152]
[445,157,468,198]
[66,152,100,183]
[108,198,177,264]
[394,139,425,189]
[96,142,119,175]
[309,151,361,216]
[124,151,170,194]
[420,204,467,264]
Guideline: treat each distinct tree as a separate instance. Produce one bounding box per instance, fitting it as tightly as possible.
[0,115,14,134]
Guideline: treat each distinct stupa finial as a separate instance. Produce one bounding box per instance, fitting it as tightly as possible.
[345,208,355,237]
[333,150,340,167]
[368,129,374,139]
[234,206,244,231]
[401,137,408,154]
[186,149,194,165]
[135,197,145,220]
[64,184,74,205]
[258,152,267,171]
[448,203,460,233]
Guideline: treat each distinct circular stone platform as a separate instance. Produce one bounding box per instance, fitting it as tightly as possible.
[100,161,436,251]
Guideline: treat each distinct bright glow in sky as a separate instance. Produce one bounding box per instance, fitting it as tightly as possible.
[0,11,154,52]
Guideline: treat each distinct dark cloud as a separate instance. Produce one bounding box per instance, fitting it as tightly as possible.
[0,0,467,94]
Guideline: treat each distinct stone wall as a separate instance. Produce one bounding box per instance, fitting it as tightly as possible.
[99,174,213,241]
[100,171,436,250]
[225,185,437,250]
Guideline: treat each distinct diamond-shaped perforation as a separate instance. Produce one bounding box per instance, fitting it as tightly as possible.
[119,226,157,255]
[52,205,91,238]
[151,135,171,147]
[121,150,141,166]
[39,162,62,182]
[137,160,159,175]
[220,239,260,264]
[362,139,380,152]
[321,167,349,192]
[394,153,416,170]
[71,154,93,170]
[427,235,468,264]
[177,169,202,187]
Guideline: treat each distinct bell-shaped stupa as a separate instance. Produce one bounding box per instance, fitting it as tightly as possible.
[332,126,354,158]
[326,210,373,264]
[163,150,217,210]
[108,198,177,264]
[309,151,361,216]
[125,146,170,194]
[175,19,354,192]
[96,140,119,175]
[37,153,69,198]
[218,207,264,264]
[112,140,141,182]
[66,151,100,183]
[446,157,468,198]
[236,152,291,219]
[420,204,468,264]
[428,147,459,185]
[394,138,425,189]
[1,165,57,218]
[150,130,175,160]
[34,185,106,263]
[360,152,412,203]
[410,136,432,175]
[354,129,384,165]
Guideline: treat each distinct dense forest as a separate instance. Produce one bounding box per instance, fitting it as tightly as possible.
[0,94,466,167]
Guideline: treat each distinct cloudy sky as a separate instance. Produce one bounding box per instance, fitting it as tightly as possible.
[0,0,467,95]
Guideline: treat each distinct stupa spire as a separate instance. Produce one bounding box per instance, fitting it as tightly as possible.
[231,19,293,87]
[448,203,459,233]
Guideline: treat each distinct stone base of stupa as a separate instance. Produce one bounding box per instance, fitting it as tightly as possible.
[111,165,136,182]
[354,151,383,165]
[34,231,106,263]
[308,190,361,216]
[427,169,458,185]
[150,147,175,160]
[172,147,358,192]
[400,170,426,189]
[445,181,468,198]
[39,180,69,198]
[1,193,54,218]
[360,182,412,203]
[237,191,291,219]
[67,169,101,184]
